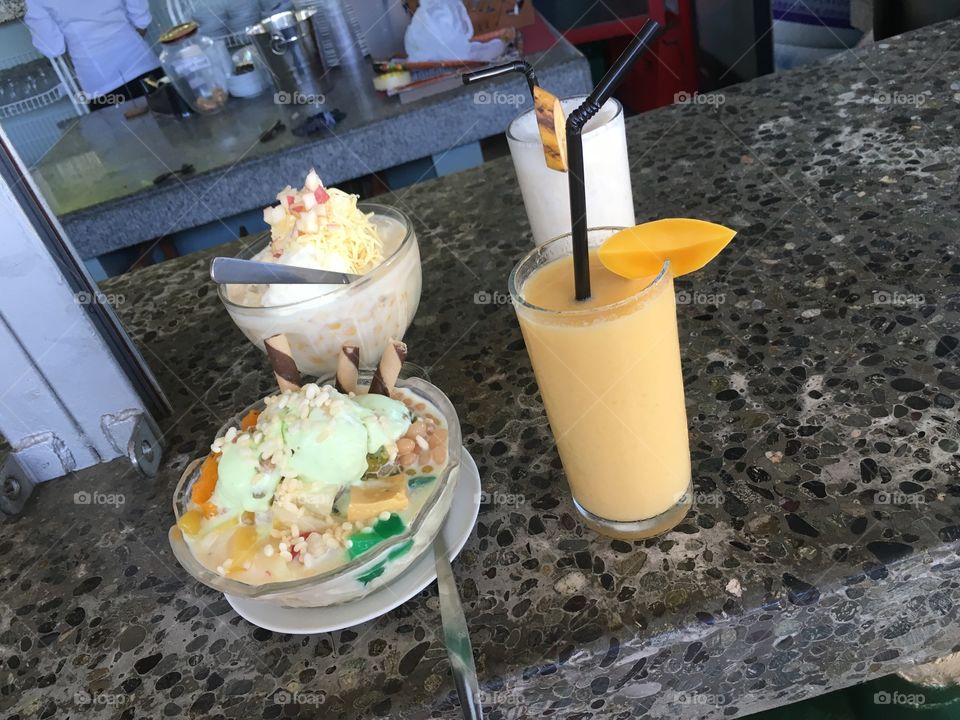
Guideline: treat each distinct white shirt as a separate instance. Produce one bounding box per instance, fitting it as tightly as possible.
[24,0,161,99]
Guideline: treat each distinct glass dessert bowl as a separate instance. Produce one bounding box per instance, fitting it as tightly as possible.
[218,171,422,376]
[168,367,460,608]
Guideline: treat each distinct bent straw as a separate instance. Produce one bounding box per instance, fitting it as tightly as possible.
[463,61,567,171]
[567,19,663,301]
[462,60,538,96]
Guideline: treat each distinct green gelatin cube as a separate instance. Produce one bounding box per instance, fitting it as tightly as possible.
[358,562,386,585]
[358,540,413,585]
[408,475,436,489]
[373,513,405,539]
[347,532,383,559]
[346,514,407,560]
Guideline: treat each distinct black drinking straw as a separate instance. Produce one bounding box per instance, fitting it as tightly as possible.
[462,60,539,98]
[567,19,663,301]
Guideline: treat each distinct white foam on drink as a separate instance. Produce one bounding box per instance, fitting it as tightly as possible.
[509,97,620,144]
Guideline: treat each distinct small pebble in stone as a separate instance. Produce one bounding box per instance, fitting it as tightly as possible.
[766,451,784,464]
[726,578,743,597]
[554,571,588,595]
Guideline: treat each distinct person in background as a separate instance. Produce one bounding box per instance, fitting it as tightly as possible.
[24,0,162,111]
[192,0,292,38]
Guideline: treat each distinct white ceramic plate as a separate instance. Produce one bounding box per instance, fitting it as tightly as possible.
[225,447,480,634]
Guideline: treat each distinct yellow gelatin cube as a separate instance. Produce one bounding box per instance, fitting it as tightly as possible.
[598,218,737,279]
[226,525,261,571]
[347,475,409,523]
[178,509,203,537]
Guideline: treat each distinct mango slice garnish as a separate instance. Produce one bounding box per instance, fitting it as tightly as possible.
[191,453,219,505]
[597,218,737,279]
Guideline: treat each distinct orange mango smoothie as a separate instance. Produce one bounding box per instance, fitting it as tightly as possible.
[514,247,691,532]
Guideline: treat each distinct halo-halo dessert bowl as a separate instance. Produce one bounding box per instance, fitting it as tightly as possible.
[169,368,460,608]
[218,171,422,376]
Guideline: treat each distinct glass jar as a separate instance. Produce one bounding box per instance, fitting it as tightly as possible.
[158,22,229,115]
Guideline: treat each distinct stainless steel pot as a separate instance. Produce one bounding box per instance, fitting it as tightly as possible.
[247,9,332,102]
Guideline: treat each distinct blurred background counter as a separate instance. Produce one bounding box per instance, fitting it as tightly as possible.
[27,23,589,266]
[5,0,960,280]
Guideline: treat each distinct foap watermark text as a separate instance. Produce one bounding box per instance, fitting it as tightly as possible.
[478,490,526,507]
[672,691,730,706]
[873,290,924,307]
[473,90,526,107]
[74,91,125,105]
[75,290,125,306]
[275,91,326,105]
[273,689,325,706]
[674,90,725,106]
[74,490,125,507]
[475,690,527,718]
[677,290,725,306]
[474,290,511,306]
[75,690,127,706]
[875,91,926,107]
[874,690,925,706]
[876,490,925,506]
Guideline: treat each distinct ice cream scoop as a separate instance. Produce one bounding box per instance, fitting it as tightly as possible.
[210,385,412,516]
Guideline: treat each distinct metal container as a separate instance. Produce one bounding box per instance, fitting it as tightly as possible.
[247,10,331,102]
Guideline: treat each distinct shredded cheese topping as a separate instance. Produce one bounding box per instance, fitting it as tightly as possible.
[262,169,384,274]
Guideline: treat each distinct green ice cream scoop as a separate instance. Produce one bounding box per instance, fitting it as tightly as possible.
[209,385,412,515]
[285,409,370,485]
[211,442,281,513]
[354,392,413,454]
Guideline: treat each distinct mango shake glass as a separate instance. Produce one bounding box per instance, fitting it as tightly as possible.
[509,227,693,539]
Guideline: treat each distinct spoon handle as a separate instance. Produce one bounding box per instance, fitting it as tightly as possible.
[210,257,358,285]
[434,529,483,720]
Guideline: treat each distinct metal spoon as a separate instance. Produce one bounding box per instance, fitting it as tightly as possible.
[434,531,483,719]
[210,257,360,285]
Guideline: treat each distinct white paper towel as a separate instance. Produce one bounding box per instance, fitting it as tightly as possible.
[404,0,505,61]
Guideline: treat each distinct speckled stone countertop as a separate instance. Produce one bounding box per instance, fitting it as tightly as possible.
[5,19,960,720]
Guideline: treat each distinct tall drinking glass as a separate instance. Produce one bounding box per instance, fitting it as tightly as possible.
[509,228,693,539]
[507,97,635,246]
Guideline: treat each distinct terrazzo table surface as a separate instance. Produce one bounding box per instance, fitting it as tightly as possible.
[6,18,960,720]
[29,30,590,259]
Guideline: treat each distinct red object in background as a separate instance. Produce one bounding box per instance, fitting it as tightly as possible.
[406,0,535,35]
[520,10,564,53]
[524,0,698,113]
